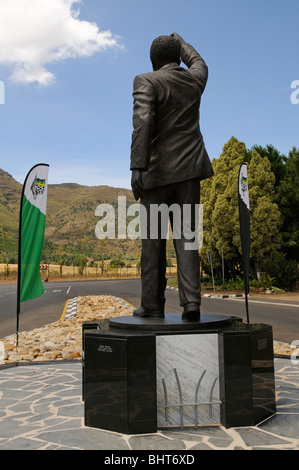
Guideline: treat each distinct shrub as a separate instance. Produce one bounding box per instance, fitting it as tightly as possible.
[262,252,298,290]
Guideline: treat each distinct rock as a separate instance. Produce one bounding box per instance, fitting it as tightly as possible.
[44,341,58,351]
[0,295,133,364]
[72,351,81,359]
[7,352,22,362]
[62,351,74,360]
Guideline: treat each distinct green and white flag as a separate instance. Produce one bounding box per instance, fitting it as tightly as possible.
[18,164,49,303]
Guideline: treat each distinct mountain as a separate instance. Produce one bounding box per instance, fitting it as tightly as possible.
[0,169,22,233]
[0,168,137,263]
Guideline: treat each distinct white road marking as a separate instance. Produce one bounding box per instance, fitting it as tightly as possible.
[225,298,299,308]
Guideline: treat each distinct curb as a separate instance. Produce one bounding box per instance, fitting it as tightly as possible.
[115,296,135,311]
[167,286,245,298]
[61,297,78,320]
[60,295,135,322]
[202,293,245,298]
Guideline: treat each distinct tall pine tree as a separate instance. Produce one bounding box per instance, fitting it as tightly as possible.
[276,147,299,260]
[248,150,282,277]
[200,137,281,279]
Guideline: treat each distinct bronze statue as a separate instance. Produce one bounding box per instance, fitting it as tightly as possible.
[130,33,213,321]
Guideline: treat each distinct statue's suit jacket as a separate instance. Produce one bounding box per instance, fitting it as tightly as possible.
[130,40,214,190]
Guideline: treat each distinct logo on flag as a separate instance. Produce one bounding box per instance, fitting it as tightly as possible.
[31,175,46,199]
[239,165,249,210]
[240,174,248,193]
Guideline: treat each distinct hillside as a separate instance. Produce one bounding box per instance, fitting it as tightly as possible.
[0,169,22,233]
[0,168,138,264]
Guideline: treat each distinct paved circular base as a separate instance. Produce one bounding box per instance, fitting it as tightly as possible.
[109,312,231,331]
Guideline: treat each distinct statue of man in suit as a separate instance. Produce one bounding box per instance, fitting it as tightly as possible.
[130,33,213,321]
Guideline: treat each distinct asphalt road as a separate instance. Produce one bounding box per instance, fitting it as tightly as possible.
[0,278,298,344]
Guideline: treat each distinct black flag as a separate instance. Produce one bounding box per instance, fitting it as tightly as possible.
[238,163,250,323]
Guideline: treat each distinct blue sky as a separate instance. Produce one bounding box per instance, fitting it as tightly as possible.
[0,0,298,189]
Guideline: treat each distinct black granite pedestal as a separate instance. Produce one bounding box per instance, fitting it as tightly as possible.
[82,314,276,433]
[219,324,276,427]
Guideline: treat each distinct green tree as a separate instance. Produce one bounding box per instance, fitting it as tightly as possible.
[263,252,298,290]
[98,239,107,274]
[58,244,63,277]
[276,147,299,260]
[250,144,286,189]
[248,150,282,276]
[200,137,247,276]
[200,137,282,279]
[1,226,9,277]
[79,237,87,276]
[110,253,125,268]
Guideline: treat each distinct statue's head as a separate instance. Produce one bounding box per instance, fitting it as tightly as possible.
[150,35,181,71]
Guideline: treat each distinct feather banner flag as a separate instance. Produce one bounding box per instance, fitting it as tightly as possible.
[238,163,250,323]
[16,164,49,343]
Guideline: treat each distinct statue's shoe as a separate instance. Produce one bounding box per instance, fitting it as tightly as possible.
[133,306,164,318]
[182,302,200,321]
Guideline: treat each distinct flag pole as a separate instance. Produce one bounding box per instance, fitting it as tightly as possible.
[16,169,27,349]
[238,163,250,324]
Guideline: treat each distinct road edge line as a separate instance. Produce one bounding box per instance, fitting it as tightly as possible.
[116,297,136,310]
[60,299,70,321]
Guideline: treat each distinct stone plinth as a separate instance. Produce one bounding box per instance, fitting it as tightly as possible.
[82,313,276,434]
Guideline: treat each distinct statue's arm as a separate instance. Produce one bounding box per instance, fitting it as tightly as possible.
[171,32,208,93]
[130,74,155,199]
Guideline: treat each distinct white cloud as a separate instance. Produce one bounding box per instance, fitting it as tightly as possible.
[0,0,121,86]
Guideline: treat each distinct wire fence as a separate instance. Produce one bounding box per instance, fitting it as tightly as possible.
[0,263,177,282]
